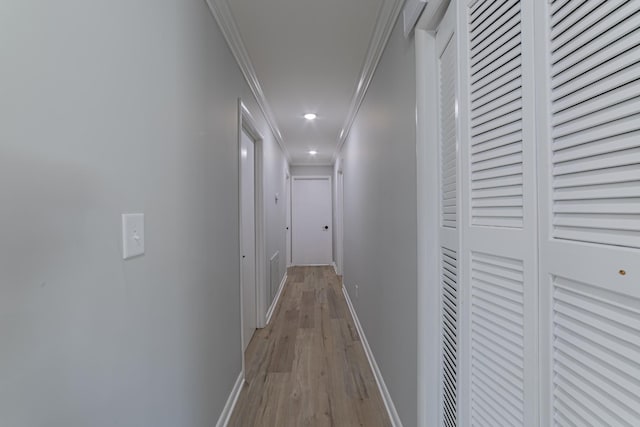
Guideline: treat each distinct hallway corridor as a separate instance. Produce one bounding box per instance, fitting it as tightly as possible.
[228,266,391,426]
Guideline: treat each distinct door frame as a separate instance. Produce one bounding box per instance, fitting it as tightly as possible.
[335,166,344,275]
[414,1,452,426]
[285,171,292,267]
[291,175,333,266]
[237,100,267,378]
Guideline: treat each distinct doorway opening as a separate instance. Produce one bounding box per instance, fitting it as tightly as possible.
[238,100,266,379]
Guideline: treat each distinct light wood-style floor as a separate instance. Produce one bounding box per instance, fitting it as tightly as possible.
[228,266,391,427]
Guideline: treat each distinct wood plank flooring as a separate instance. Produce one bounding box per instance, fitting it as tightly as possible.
[228,266,391,427]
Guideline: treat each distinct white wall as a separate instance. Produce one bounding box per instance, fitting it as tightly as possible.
[0,1,287,425]
[338,15,417,426]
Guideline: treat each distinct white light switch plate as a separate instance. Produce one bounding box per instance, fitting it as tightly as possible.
[122,213,145,259]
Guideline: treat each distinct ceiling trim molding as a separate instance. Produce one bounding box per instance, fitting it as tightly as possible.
[332,0,406,163]
[205,0,291,162]
[290,162,335,167]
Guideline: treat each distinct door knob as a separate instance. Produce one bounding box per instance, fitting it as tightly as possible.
[324,225,329,230]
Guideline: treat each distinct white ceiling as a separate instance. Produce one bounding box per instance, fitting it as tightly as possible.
[227,0,391,165]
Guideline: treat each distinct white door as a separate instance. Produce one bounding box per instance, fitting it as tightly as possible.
[537,1,640,424]
[459,0,539,425]
[292,176,332,265]
[285,173,291,266]
[240,129,256,352]
[336,170,344,275]
[435,5,460,427]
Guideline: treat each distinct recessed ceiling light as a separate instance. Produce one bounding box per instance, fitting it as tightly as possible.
[308,150,318,155]
[304,113,317,120]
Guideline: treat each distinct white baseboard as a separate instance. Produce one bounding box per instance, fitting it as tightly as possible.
[342,285,403,427]
[215,372,244,427]
[331,262,338,275]
[265,273,287,325]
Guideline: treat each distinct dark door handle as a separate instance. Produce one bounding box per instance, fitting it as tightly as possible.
[323,225,329,230]
[242,255,246,259]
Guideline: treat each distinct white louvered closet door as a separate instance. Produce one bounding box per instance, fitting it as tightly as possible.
[537,1,640,425]
[458,0,538,425]
[436,4,460,427]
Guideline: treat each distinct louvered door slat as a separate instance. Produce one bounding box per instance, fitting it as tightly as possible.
[473,336,524,382]
[550,0,572,16]
[472,174,522,190]
[536,0,640,414]
[472,95,521,124]
[553,199,640,215]
[551,0,623,45]
[550,0,590,28]
[469,0,524,229]
[470,250,525,426]
[552,64,640,117]
[472,59,521,102]
[473,185,522,200]
[553,134,640,163]
[471,13,520,63]
[470,0,518,37]
[471,86,521,121]
[440,34,457,230]
[472,101,521,133]
[552,3,640,75]
[471,130,521,156]
[549,2,640,249]
[472,151,523,173]
[556,336,640,398]
[553,163,638,188]
[472,141,521,165]
[553,100,640,140]
[553,62,640,115]
[471,41,520,85]
[441,247,458,427]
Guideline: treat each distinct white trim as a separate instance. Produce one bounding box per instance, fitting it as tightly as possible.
[285,170,292,267]
[290,162,334,167]
[215,372,244,427]
[331,262,338,275]
[342,285,403,427]
[206,0,290,162]
[415,0,447,32]
[265,272,287,325]
[415,27,441,427]
[334,165,344,276]
[238,100,268,381]
[291,175,332,180]
[332,0,406,163]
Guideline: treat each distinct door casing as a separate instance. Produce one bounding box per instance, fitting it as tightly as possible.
[237,100,267,380]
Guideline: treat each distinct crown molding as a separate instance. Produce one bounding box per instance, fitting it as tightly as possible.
[205,0,291,162]
[332,0,406,163]
[290,162,334,167]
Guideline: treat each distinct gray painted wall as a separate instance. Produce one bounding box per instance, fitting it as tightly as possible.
[338,16,418,426]
[263,130,289,304]
[0,1,287,425]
